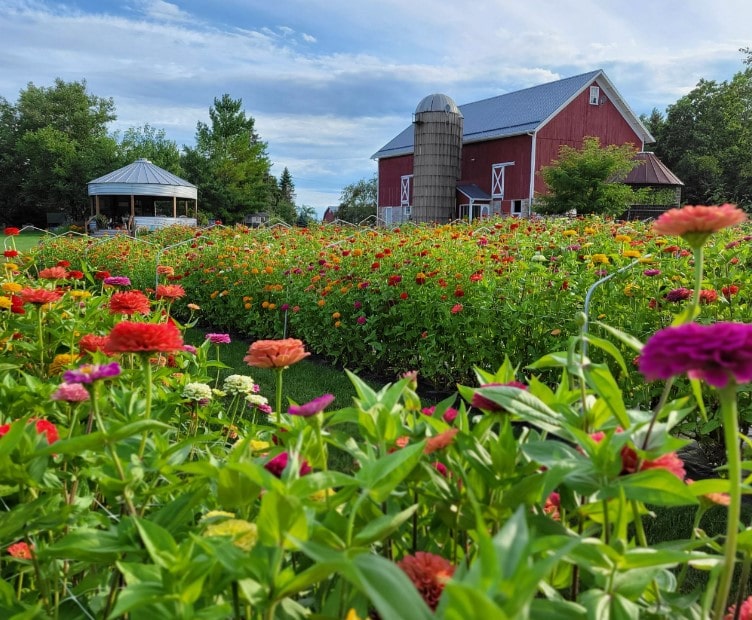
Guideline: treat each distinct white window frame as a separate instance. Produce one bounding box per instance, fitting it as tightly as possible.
[511,199,523,216]
[383,206,393,225]
[589,86,600,105]
[400,175,412,206]
[491,162,514,199]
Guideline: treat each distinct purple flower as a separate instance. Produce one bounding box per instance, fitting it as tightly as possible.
[639,322,752,388]
[206,333,231,345]
[354,300,362,310]
[643,269,661,277]
[357,315,367,325]
[51,383,90,402]
[63,362,121,384]
[594,269,608,277]
[102,276,131,287]
[665,287,692,302]
[566,244,581,251]
[183,344,198,354]
[280,303,290,311]
[288,394,335,417]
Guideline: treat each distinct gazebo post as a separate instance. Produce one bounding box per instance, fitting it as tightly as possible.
[131,195,135,222]
[95,195,100,217]
[173,196,177,218]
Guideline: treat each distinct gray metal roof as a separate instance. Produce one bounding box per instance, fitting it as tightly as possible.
[88,158,197,199]
[415,93,461,115]
[372,70,653,159]
[457,184,491,200]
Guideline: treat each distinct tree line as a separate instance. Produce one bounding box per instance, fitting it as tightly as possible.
[0,82,305,227]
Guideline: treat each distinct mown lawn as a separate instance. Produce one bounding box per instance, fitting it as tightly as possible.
[7,231,46,253]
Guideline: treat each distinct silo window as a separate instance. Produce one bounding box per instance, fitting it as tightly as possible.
[589,86,600,105]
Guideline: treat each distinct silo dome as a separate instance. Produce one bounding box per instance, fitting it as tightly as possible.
[415,93,461,116]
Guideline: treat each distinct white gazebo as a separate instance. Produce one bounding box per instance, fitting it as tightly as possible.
[87,158,198,230]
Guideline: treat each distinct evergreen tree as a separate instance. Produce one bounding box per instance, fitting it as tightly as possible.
[181,94,272,223]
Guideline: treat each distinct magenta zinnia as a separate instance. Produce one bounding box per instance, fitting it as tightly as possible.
[63,362,121,384]
[288,394,335,417]
[639,322,752,388]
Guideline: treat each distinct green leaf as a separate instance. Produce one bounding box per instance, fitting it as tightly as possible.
[442,583,511,620]
[133,518,178,569]
[527,352,569,369]
[606,469,698,506]
[257,491,308,549]
[583,364,629,429]
[353,504,418,546]
[356,441,425,502]
[584,334,629,375]
[593,321,644,353]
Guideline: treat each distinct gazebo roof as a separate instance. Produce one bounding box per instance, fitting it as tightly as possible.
[88,158,197,199]
[625,152,683,186]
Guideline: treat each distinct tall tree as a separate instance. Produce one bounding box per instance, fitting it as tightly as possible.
[0,79,118,224]
[278,167,296,204]
[656,62,752,208]
[639,108,665,152]
[337,175,377,224]
[116,124,183,175]
[181,94,272,223]
[535,137,643,216]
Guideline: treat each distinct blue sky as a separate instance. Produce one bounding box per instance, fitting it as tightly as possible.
[1,0,750,218]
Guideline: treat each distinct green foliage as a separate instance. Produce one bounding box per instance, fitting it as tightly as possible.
[657,65,752,208]
[337,175,377,224]
[0,79,119,225]
[181,94,273,224]
[115,123,184,174]
[536,137,643,216]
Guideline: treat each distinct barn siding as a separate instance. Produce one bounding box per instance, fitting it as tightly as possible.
[534,81,643,195]
[378,155,413,207]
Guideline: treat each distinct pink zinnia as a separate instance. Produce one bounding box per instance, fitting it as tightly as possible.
[51,382,90,402]
[397,552,455,611]
[653,204,746,247]
[288,394,335,417]
[639,322,752,388]
[18,288,62,306]
[206,333,231,345]
[726,595,752,620]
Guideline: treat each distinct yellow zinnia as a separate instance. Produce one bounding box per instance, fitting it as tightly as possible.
[622,250,641,258]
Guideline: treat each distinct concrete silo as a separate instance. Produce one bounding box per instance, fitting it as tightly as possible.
[411,94,463,223]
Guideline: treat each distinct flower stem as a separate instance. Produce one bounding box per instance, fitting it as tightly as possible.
[712,383,742,620]
[274,367,284,426]
[138,353,153,459]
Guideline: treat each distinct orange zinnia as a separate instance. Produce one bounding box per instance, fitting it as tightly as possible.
[155,284,186,300]
[243,338,310,368]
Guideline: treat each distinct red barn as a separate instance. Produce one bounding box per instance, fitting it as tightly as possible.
[372,69,654,224]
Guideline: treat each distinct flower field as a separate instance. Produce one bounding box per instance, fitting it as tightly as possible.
[2,209,752,618]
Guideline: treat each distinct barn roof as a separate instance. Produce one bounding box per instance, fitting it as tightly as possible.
[88,158,197,199]
[372,70,654,159]
[625,152,684,186]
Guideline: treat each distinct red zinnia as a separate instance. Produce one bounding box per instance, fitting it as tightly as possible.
[34,419,59,444]
[108,290,151,316]
[4,227,20,236]
[105,321,184,354]
[78,334,110,354]
[94,270,111,281]
[397,552,455,610]
[155,284,186,300]
[4,249,18,258]
[18,288,62,306]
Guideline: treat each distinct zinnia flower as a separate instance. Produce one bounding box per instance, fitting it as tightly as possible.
[244,338,310,368]
[105,321,184,354]
[664,287,692,302]
[4,227,20,236]
[699,289,718,304]
[397,552,455,610]
[639,322,752,388]
[182,382,213,402]
[48,353,79,375]
[103,276,131,287]
[223,374,258,395]
[38,266,68,280]
[543,492,561,520]
[653,204,746,247]
[78,334,110,354]
[34,419,59,444]
[726,596,752,620]
[7,542,32,559]
[108,290,151,316]
[424,428,459,454]
[155,284,186,300]
[51,382,90,402]
[288,394,335,417]
[206,333,231,345]
[3,249,18,258]
[264,452,311,478]
[63,362,121,384]
[643,269,661,277]
[18,288,62,306]
[204,517,258,551]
